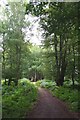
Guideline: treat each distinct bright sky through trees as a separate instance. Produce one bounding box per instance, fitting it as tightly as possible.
[0,0,44,45]
[23,14,44,45]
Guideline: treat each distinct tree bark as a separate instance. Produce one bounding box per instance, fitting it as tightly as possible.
[54,34,60,85]
[54,34,67,86]
[59,38,67,86]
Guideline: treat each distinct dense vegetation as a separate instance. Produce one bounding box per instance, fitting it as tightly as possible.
[0,1,79,118]
[36,79,80,112]
[1,2,79,86]
[26,2,79,86]
[2,79,38,118]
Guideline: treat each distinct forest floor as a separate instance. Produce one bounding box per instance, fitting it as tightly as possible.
[27,87,79,119]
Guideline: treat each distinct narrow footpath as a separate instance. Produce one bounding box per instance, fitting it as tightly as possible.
[27,87,79,119]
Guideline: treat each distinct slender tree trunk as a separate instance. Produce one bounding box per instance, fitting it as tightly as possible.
[15,44,22,85]
[15,45,19,85]
[59,55,67,86]
[59,35,62,72]
[72,45,75,86]
[2,33,6,85]
[54,34,59,69]
[54,34,60,85]
[35,70,37,82]
[8,48,13,86]
[59,38,67,86]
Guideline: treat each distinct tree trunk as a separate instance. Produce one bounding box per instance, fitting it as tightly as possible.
[54,34,59,68]
[56,35,63,86]
[54,34,60,85]
[15,79,18,86]
[59,35,63,72]
[15,44,21,85]
[59,57,67,86]
[55,36,67,86]
[35,71,37,82]
[2,33,6,82]
[72,45,75,86]
[8,78,11,86]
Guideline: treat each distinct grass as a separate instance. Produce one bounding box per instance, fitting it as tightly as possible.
[2,78,38,118]
[36,79,80,112]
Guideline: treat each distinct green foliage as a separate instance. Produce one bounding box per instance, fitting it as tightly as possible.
[26,2,79,85]
[2,79,38,118]
[36,79,79,112]
[1,2,79,118]
[36,79,56,88]
[22,45,44,80]
[51,86,79,112]
[1,2,27,82]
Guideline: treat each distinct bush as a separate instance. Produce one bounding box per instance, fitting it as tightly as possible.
[36,79,56,88]
[2,79,38,118]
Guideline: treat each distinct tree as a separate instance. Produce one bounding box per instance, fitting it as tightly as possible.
[26,2,78,86]
[23,44,44,81]
[1,2,26,85]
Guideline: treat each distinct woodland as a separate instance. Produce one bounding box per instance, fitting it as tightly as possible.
[0,1,79,118]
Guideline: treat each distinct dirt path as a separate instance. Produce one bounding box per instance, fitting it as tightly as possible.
[27,87,79,118]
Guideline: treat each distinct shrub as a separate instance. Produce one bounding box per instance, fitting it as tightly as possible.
[2,79,38,118]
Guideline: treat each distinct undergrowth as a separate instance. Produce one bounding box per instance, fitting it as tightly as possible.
[36,79,79,112]
[2,78,38,118]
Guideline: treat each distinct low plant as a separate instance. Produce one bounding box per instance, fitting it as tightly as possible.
[2,78,38,118]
